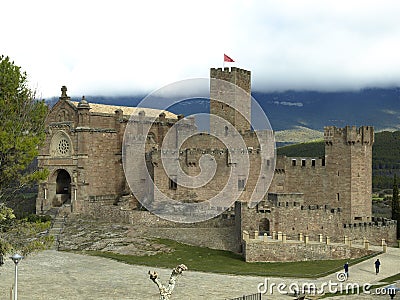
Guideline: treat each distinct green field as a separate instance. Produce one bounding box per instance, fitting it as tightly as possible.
[85,239,376,278]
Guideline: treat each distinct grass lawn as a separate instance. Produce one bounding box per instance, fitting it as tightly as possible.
[85,238,376,278]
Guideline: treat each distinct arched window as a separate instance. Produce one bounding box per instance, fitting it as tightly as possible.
[50,131,73,157]
[259,218,270,235]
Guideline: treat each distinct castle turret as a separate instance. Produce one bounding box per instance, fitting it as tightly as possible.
[210,67,251,134]
[324,126,374,223]
[77,95,91,127]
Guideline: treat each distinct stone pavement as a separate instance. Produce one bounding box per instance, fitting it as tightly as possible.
[0,247,398,300]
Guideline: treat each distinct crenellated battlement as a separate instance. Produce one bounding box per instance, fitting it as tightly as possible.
[241,230,378,262]
[152,147,264,156]
[242,129,275,139]
[282,156,325,168]
[272,202,343,215]
[210,67,251,77]
[324,125,374,145]
[343,217,397,229]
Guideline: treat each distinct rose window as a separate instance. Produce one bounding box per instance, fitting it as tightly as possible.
[57,139,70,155]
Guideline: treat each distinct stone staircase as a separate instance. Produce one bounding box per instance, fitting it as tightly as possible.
[49,215,66,250]
[44,206,69,250]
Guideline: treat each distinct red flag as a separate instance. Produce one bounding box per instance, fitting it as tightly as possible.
[224,54,234,62]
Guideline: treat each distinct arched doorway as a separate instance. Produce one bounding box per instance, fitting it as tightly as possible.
[54,169,71,206]
[259,218,270,235]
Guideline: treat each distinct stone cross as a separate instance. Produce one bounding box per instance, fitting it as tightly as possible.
[61,86,67,97]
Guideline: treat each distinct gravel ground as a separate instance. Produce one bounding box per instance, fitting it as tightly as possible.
[0,248,398,300]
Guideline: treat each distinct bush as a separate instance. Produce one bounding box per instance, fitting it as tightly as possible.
[25,214,52,223]
[20,236,54,256]
[0,238,13,254]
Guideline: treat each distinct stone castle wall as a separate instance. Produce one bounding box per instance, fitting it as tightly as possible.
[237,201,397,246]
[268,156,329,206]
[243,238,375,262]
[152,147,270,204]
[268,126,373,223]
[81,202,239,252]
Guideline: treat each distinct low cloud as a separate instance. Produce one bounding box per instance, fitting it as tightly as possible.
[1,0,400,97]
[382,109,397,115]
[272,101,304,107]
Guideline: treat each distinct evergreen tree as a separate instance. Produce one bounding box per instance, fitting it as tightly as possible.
[0,55,49,202]
[392,174,400,238]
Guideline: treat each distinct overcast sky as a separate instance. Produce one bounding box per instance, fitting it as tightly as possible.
[2,0,400,97]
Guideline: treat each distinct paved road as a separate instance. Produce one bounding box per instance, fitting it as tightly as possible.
[0,246,399,299]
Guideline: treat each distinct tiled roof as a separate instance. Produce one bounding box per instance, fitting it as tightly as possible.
[70,101,177,119]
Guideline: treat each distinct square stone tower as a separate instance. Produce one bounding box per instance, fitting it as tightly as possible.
[324,126,374,223]
[209,67,251,134]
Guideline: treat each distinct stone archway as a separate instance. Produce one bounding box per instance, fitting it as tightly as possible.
[53,169,71,207]
[259,218,270,235]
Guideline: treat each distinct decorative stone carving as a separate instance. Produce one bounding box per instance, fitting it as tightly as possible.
[50,131,72,157]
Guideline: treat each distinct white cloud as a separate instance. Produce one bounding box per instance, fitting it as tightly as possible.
[272,101,303,107]
[382,109,397,115]
[2,0,400,97]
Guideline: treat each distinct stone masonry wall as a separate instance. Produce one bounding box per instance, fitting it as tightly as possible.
[81,202,239,252]
[210,67,251,133]
[268,126,374,224]
[152,149,266,204]
[237,201,397,246]
[84,131,124,196]
[243,239,376,262]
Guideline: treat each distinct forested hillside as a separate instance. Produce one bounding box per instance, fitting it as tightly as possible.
[277,131,400,189]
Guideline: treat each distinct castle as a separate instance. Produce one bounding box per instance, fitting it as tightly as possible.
[36,67,397,261]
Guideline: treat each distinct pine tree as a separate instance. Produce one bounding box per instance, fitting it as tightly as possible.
[0,55,49,202]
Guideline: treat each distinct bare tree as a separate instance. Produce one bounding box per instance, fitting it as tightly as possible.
[149,264,188,300]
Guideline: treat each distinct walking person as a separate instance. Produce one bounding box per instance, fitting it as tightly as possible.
[344,262,349,278]
[375,259,381,275]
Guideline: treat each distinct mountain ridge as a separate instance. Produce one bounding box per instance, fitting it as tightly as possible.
[46,87,400,134]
